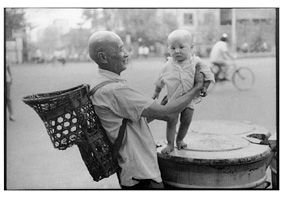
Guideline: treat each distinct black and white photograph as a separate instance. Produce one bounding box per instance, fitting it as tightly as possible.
[3,3,279,192]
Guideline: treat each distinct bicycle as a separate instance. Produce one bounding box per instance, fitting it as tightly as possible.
[209,61,255,91]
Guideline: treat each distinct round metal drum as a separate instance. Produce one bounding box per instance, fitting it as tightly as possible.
[157,120,272,189]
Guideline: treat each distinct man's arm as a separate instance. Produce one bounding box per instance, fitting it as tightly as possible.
[142,70,204,122]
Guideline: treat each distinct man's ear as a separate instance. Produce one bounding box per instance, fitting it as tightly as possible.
[97,52,108,63]
[191,43,194,49]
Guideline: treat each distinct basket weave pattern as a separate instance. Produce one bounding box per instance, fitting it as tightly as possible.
[23,84,117,181]
[23,85,88,150]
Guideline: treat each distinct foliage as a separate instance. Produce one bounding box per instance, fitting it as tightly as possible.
[5,8,27,40]
[82,9,178,46]
[64,28,91,57]
[119,9,178,45]
[37,26,61,54]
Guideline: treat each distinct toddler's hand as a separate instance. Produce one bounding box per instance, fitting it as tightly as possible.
[152,92,159,99]
[194,65,204,89]
[200,87,207,97]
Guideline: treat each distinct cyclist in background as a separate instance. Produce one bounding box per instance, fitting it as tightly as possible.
[210,33,235,80]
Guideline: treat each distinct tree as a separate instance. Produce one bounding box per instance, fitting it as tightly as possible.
[117,9,178,46]
[63,28,91,60]
[5,8,27,41]
[37,26,61,55]
[82,9,121,31]
[82,9,99,28]
[154,12,179,44]
[5,8,32,62]
[82,8,178,46]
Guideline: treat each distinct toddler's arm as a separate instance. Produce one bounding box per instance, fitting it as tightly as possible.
[195,57,214,97]
[200,80,210,97]
[152,86,162,99]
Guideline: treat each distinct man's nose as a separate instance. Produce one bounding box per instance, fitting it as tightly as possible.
[123,49,129,57]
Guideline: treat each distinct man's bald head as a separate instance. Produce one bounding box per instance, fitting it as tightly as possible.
[88,31,128,75]
[88,31,122,64]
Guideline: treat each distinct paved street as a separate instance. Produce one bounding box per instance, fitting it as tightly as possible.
[5,56,277,189]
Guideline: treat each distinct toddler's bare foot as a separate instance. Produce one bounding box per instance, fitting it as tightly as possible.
[161,144,174,154]
[176,140,187,150]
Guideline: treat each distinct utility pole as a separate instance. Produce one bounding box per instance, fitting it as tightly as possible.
[231,9,237,53]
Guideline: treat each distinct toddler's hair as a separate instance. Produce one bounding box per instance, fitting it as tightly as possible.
[168,29,192,44]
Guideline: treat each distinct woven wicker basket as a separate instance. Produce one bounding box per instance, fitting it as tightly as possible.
[23,84,118,181]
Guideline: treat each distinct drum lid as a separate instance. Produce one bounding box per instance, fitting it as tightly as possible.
[190,120,270,136]
[157,120,271,165]
[182,133,249,152]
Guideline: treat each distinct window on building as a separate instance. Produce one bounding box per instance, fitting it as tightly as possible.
[220,9,232,25]
[252,19,261,25]
[184,13,193,25]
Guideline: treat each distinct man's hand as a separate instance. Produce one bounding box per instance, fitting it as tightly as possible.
[152,92,160,99]
[194,65,204,90]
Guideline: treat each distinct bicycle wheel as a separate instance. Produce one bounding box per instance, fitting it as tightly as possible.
[232,67,255,91]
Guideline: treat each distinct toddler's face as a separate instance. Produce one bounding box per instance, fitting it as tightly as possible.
[168,35,192,63]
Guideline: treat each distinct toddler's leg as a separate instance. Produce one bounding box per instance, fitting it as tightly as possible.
[176,108,194,149]
[161,117,178,154]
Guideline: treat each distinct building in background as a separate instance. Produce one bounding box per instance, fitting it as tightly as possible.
[5,8,27,64]
[6,8,277,64]
[160,8,276,57]
[6,31,24,64]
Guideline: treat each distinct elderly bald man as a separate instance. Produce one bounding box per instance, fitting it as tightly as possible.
[88,31,204,189]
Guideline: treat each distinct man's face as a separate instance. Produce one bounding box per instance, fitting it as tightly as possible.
[107,36,129,74]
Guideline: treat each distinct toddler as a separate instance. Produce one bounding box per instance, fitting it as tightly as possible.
[152,29,214,154]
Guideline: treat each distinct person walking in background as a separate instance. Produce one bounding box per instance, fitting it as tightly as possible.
[138,45,144,58]
[152,29,214,154]
[6,59,15,121]
[144,46,149,58]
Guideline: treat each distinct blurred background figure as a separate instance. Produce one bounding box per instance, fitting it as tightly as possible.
[138,45,144,58]
[209,33,235,80]
[52,49,67,65]
[240,42,249,53]
[144,46,149,58]
[34,48,43,63]
[5,59,16,121]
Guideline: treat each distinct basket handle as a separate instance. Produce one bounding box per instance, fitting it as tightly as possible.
[88,81,128,164]
[87,80,118,97]
[112,118,128,162]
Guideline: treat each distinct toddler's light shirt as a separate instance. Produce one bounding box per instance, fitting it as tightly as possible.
[155,56,214,109]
